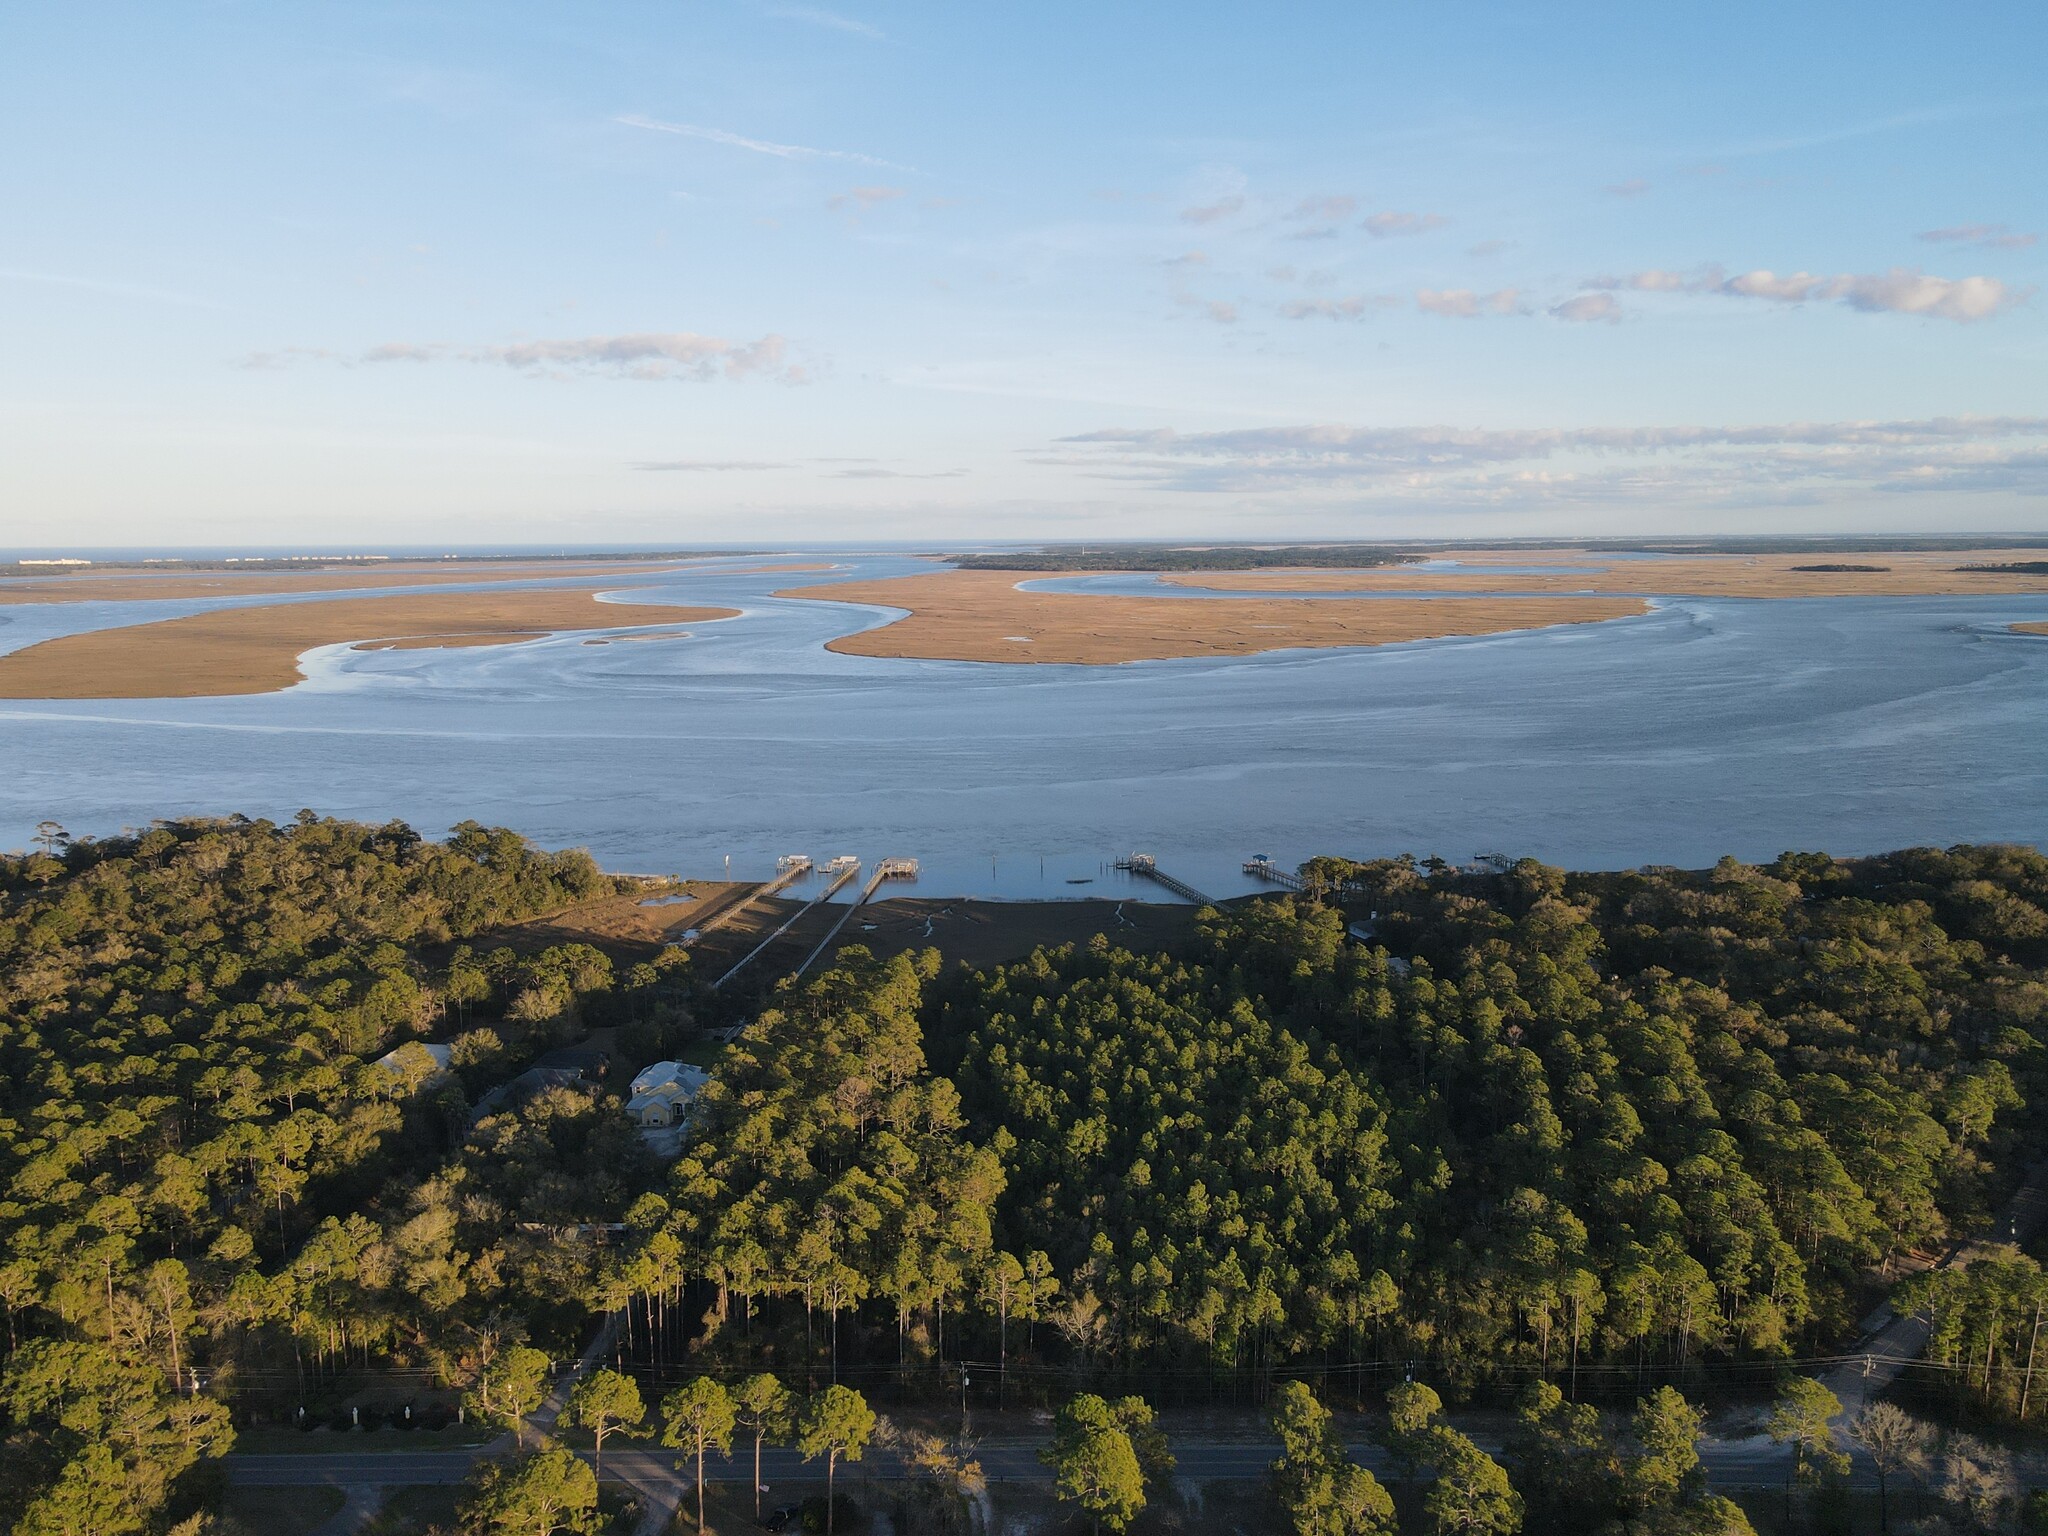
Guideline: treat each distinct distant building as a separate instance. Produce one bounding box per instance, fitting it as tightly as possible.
[626,1060,711,1129]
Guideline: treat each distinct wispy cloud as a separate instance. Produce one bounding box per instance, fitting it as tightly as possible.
[1048,416,2048,505]
[634,459,790,471]
[1278,295,1389,321]
[763,3,884,39]
[1180,196,1245,225]
[1162,250,1209,267]
[1416,287,1523,317]
[1583,263,2027,321]
[1918,223,2039,251]
[1604,178,1651,198]
[829,185,906,211]
[616,113,908,171]
[1467,239,1509,258]
[250,332,805,383]
[1292,195,1358,222]
[1363,211,1449,238]
[830,467,967,479]
[1551,293,1623,324]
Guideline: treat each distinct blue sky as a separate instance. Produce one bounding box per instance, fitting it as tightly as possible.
[4,1,2045,545]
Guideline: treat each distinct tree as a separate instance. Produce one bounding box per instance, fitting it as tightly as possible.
[1383,1382,1444,1493]
[461,1448,598,1536]
[796,1384,876,1536]
[1420,1427,1522,1536]
[470,1346,552,1448]
[1625,1386,1705,1513]
[1848,1402,1927,1535]
[732,1373,795,1521]
[1938,1433,2016,1535]
[1766,1376,1847,1524]
[1269,1381,1395,1536]
[1508,1379,1615,1525]
[660,1377,736,1531]
[565,1368,644,1480]
[1042,1394,1147,1536]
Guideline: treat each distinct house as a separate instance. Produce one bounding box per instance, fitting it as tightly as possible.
[534,1045,610,1082]
[626,1060,711,1129]
[373,1041,453,1090]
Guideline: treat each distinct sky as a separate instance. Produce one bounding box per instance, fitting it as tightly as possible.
[3,0,2046,546]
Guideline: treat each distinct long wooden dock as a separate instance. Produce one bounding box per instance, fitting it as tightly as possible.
[1114,853,1212,905]
[708,859,863,991]
[688,856,812,943]
[790,857,920,981]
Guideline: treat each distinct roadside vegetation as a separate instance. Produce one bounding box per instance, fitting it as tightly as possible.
[6,819,2048,1531]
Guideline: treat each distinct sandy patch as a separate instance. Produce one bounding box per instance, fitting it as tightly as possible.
[2013,622,2048,636]
[777,568,1645,664]
[1158,547,2048,599]
[0,587,740,698]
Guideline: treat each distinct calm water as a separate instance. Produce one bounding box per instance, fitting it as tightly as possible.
[4,553,2047,898]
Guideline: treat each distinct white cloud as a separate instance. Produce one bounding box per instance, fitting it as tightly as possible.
[634,459,789,471]
[763,4,884,39]
[1551,293,1622,324]
[1292,195,1358,221]
[1416,287,1522,318]
[1180,196,1245,225]
[1586,263,2026,321]
[1050,416,2048,504]
[1830,269,2019,320]
[615,114,907,170]
[829,185,906,211]
[1363,211,1449,238]
[1278,295,1390,321]
[1917,223,2038,250]
[1204,300,1238,324]
[266,332,809,383]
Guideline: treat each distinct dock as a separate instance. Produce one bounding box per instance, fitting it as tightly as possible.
[1114,853,1213,905]
[1244,854,1307,892]
[686,856,813,943]
[790,857,920,981]
[708,858,863,991]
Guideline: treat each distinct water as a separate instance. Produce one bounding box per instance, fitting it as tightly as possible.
[4,552,2047,897]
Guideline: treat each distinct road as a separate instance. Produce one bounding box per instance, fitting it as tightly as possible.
[229,1429,1845,1494]
[1821,1160,2048,1414]
[234,1165,2048,1510]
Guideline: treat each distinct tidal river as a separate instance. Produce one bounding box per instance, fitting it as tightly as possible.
[4,552,2047,898]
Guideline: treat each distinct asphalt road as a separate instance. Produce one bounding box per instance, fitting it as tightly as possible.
[228,1430,1842,1493]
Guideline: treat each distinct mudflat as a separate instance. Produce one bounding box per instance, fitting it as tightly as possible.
[1159,547,2048,599]
[0,588,740,698]
[777,567,1647,664]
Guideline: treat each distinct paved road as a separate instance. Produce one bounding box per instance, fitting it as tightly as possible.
[233,1167,2048,1505]
[1822,1161,2048,1414]
[227,1430,1847,1494]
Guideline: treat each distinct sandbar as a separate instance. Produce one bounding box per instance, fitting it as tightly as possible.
[1158,547,2048,599]
[776,568,1646,664]
[0,588,739,698]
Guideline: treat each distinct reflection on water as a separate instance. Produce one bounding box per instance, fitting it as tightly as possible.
[3,553,2046,896]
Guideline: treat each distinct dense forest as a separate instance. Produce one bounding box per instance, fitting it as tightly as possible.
[5,819,2048,1533]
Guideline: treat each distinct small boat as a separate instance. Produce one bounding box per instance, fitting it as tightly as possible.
[1066,877,1094,885]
